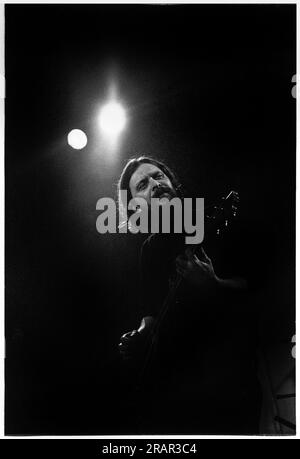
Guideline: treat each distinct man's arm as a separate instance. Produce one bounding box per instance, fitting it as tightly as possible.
[216,276,247,291]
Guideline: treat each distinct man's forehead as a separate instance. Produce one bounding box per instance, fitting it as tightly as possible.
[130,163,162,188]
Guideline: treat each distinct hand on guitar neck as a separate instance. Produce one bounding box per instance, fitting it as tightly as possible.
[175,246,218,290]
[175,246,247,293]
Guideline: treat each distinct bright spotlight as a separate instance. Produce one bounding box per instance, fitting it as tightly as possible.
[67,129,88,150]
[99,101,126,138]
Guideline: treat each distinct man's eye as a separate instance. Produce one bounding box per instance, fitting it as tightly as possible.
[155,173,164,179]
[138,181,146,191]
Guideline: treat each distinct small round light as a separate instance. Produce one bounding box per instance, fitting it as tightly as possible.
[67,129,88,150]
[99,102,126,137]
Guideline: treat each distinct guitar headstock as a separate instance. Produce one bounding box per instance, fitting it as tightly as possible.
[205,190,239,236]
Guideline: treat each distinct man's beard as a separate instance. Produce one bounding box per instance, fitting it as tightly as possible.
[148,186,183,235]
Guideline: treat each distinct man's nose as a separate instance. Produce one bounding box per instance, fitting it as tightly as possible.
[150,177,161,188]
[150,177,162,191]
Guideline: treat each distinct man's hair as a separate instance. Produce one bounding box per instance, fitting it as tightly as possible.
[117,156,183,228]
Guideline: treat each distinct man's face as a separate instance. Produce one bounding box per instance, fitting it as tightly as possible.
[129,163,177,206]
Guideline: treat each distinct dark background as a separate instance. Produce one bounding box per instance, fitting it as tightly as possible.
[5,4,295,434]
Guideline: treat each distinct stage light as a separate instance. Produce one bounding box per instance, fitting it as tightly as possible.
[99,101,126,138]
[67,129,88,150]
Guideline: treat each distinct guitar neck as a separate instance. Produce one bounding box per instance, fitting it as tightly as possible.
[149,190,239,340]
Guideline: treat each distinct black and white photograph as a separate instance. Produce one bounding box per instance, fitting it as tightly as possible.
[4,3,296,437]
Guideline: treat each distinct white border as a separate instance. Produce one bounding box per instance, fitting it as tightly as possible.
[0,0,298,441]
[0,1,298,4]
[0,0,4,442]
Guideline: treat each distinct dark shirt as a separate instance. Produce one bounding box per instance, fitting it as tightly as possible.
[138,222,261,434]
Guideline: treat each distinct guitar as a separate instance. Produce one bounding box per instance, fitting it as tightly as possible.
[136,190,240,393]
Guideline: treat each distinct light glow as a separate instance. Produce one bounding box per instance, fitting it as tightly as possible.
[67,129,88,150]
[99,101,126,138]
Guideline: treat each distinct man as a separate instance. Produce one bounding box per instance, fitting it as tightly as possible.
[118,156,261,434]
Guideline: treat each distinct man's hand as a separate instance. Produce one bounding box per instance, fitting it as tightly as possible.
[175,246,218,290]
[175,247,247,292]
[119,330,142,362]
[118,317,155,362]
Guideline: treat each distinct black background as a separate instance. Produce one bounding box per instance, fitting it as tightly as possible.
[5,4,295,434]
